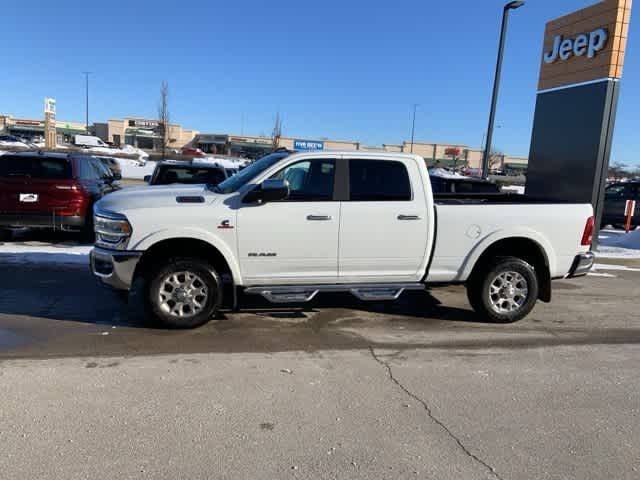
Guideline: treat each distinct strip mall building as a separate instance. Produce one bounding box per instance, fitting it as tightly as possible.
[191,134,528,172]
[0,113,527,172]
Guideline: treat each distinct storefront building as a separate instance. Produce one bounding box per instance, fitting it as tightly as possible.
[0,115,87,144]
[2,112,529,172]
[93,118,198,150]
[192,134,361,159]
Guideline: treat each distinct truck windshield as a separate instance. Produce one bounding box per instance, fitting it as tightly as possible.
[212,152,289,193]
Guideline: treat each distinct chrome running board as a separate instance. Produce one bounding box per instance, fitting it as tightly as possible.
[244,283,424,304]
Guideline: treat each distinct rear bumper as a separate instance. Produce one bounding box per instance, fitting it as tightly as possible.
[90,247,142,291]
[0,213,85,230]
[567,252,595,278]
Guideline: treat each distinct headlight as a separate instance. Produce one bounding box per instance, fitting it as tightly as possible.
[94,211,132,250]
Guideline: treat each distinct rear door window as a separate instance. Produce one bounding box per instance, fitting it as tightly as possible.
[349,159,411,201]
[0,155,72,179]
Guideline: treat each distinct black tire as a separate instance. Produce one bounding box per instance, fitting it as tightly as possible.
[467,256,539,323]
[147,257,222,329]
[0,228,12,242]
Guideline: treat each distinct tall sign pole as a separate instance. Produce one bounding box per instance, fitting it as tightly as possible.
[83,71,92,133]
[44,98,56,149]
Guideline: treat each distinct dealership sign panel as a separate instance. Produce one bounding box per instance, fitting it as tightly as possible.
[527,0,632,248]
[538,0,631,91]
[294,139,324,151]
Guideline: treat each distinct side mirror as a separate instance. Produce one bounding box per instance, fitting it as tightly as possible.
[113,172,122,181]
[143,175,151,183]
[245,179,289,203]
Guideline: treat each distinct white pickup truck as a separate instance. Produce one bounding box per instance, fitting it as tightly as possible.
[91,151,595,328]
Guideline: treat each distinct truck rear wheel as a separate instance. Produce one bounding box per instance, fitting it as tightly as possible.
[147,257,222,329]
[467,256,539,323]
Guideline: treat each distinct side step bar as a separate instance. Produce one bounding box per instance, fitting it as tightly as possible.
[244,283,425,304]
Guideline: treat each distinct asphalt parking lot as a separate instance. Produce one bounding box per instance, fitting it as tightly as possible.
[1,245,639,479]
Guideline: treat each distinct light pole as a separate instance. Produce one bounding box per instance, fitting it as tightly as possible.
[481,1,524,178]
[410,104,418,153]
[83,72,92,133]
[481,124,502,153]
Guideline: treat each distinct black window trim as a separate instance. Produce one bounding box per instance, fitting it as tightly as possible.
[345,158,414,202]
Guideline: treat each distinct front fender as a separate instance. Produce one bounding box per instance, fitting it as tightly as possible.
[131,227,243,285]
[458,227,556,281]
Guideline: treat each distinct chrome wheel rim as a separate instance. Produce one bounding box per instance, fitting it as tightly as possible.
[488,271,528,314]
[158,271,208,318]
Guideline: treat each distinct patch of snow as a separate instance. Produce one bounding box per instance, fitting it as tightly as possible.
[0,140,30,149]
[593,263,640,272]
[116,159,156,180]
[85,146,123,156]
[428,168,465,179]
[587,272,616,278]
[596,229,640,258]
[120,144,150,160]
[501,185,525,194]
[0,244,91,265]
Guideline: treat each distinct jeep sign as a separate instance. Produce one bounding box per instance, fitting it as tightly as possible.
[543,28,608,64]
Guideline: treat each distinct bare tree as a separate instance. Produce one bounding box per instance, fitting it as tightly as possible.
[608,161,628,181]
[271,112,283,151]
[488,149,505,171]
[158,80,170,160]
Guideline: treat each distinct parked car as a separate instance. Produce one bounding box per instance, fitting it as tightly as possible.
[144,160,229,186]
[91,151,594,329]
[93,156,122,180]
[181,147,205,157]
[0,151,119,239]
[73,135,109,148]
[602,182,640,229]
[0,134,30,149]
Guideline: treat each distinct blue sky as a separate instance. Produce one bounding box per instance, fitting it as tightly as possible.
[1,0,637,163]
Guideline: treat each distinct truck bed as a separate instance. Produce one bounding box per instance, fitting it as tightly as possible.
[434,193,575,205]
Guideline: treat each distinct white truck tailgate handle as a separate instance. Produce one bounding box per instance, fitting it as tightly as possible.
[307,215,332,221]
[397,215,420,221]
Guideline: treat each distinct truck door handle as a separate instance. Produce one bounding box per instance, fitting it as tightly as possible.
[307,215,332,221]
[397,215,420,221]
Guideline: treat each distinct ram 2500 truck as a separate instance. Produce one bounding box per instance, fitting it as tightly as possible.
[90,151,595,328]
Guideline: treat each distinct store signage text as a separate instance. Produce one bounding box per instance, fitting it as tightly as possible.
[544,28,608,64]
[128,119,158,128]
[294,139,324,151]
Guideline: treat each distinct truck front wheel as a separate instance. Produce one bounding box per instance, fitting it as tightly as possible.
[467,257,539,323]
[147,257,222,329]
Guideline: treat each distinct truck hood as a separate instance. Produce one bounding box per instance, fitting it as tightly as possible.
[96,184,215,213]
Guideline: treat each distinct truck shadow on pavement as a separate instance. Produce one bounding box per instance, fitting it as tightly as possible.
[3,263,640,357]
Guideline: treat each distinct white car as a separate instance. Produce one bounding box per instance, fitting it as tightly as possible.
[91,151,595,328]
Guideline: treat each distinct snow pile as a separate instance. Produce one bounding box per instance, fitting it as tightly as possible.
[0,140,30,149]
[120,144,150,160]
[502,185,525,194]
[85,146,123,156]
[0,243,91,265]
[198,156,244,169]
[597,229,640,258]
[116,159,156,180]
[428,168,465,179]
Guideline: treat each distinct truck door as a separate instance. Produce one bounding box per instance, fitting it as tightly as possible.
[338,158,429,282]
[237,157,340,284]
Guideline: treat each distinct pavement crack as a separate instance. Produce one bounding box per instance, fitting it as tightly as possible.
[369,346,504,480]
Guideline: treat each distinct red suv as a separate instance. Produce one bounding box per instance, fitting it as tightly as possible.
[0,152,119,238]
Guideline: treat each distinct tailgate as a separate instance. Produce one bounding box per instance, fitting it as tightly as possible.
[0,177,79,214]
